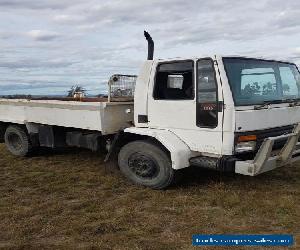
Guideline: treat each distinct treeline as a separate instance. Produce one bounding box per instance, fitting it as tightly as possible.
[0,95,33,99]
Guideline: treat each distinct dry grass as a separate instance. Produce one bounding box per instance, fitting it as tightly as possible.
[0,144,299,249]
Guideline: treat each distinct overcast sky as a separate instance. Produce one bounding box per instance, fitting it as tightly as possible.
[0,0,299,95]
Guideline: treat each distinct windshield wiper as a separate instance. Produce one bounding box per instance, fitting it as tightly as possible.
[254,100,283,110]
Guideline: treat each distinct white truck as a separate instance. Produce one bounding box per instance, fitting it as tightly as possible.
[1,32,300,189]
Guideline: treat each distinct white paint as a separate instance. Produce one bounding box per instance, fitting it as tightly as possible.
[0,99,133,135]
[124,127,197,169]
[134,60,154,127]
[136,58,224,156]
[235,105,300,131]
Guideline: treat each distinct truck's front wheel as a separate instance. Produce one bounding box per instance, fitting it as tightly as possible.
[118,140,175,189]
[4,125,32,157]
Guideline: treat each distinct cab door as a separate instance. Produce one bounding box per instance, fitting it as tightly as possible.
[147,59,224,155]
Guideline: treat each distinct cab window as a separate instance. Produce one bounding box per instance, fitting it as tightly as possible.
[197,59,218,128]
[153,61,194,100]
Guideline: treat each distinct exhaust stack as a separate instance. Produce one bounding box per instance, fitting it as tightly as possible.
[144,31,154,60]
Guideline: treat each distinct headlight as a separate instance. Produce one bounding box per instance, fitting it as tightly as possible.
[235,135,257,153]
[235,141,256,153]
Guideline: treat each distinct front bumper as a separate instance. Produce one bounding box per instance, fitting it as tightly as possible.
[235,123,300,176]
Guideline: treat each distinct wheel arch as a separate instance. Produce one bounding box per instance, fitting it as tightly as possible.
[124,127,192,169]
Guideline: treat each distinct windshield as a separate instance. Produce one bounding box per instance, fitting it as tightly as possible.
[223,57,300,106]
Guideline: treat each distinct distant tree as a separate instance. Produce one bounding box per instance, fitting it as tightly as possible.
[242,82,261,96]
[67,85,86,97]
[262,82,276,96]
[282,84,290,94]
[2,94,32,99]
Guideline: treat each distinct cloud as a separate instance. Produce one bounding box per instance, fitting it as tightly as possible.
[26,30,61,41]
[0,58,76,70]
[0,80,70,90]
[0,0,299,95]
[0,31,15,40]
[0,0,79,10]
[53,14,85,23]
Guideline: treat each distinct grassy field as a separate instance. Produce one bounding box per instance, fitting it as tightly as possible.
[0,144,299,249]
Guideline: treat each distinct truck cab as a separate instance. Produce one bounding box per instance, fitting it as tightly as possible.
[120,55,300,188]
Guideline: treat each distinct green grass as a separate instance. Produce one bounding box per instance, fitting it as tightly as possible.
[0,144,299,249]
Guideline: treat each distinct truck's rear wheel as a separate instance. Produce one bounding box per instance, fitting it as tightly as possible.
[118,140,175,189]
[4,125,32,157]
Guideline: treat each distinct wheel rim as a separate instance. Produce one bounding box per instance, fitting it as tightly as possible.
[128,153,159,179]
[8,133,23,151]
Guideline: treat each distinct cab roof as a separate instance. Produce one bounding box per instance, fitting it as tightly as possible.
[153,55,295,65]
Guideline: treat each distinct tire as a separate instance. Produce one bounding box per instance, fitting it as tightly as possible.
[4,125,32,157]
[118,140,175,189]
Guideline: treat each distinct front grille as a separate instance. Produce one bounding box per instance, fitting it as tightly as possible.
[256,125,295,150]
[236,125,295,152]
